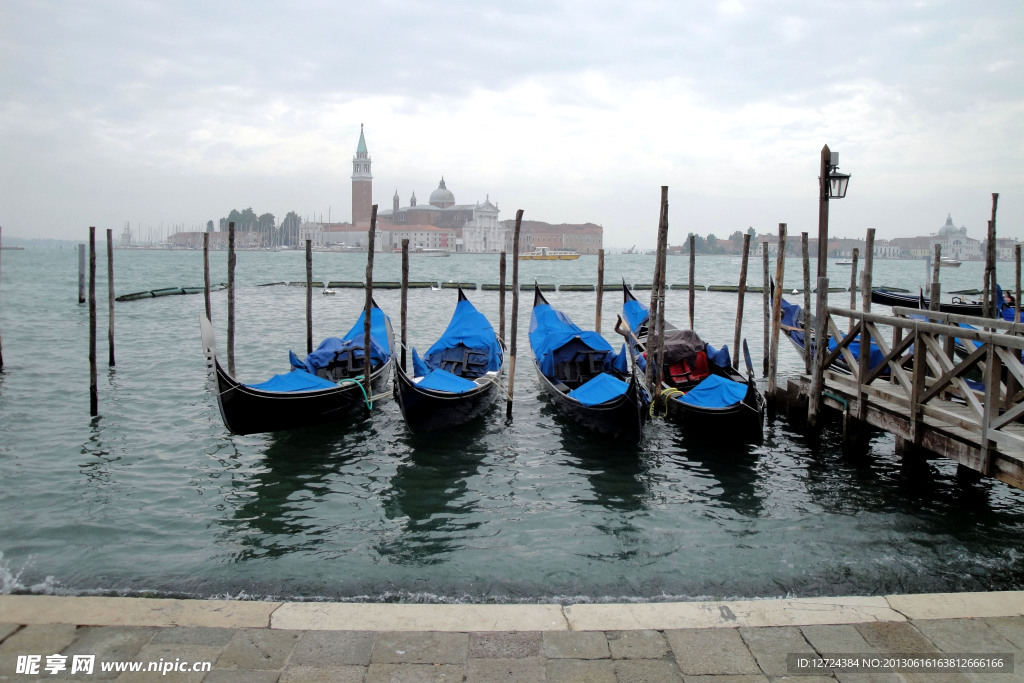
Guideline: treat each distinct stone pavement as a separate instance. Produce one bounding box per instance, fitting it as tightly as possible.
[1,591,1023,681]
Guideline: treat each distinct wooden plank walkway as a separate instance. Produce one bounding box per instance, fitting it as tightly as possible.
[786,304,1024,490]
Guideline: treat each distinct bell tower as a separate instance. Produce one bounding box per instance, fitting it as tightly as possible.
[351,124,373,228]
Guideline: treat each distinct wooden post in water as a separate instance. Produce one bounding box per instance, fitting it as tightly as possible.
[227,221,236,376]
[645,191,669,398]
[401,239,409,372]
[801,233,811,375]
[688,234,695,330]
[762,241,770,376]
[363,206,378,403]
[506,210,524,419]
[78,243,86,304]
[595,249,605,333]
[930,244,942,312]
[89,227,98,417]
[499,251,506,343]
[203,232,212,321]
[768,224,787,400]
[654,190,670,405]
[1011,242,1019,323]
[989,193,1000,317]
[857,228,875,424]
[106,228,115,367]
[732,233,750,369]
[305,239,313,354]
[847,248,858,331]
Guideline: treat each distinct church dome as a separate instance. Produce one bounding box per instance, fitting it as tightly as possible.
[429,177,455,208]
[938,214,964,237]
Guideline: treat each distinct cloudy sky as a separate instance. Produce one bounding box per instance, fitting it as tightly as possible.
[2,0,1022,247]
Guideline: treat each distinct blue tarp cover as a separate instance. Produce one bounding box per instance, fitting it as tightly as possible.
[530,303,613,377]
[623,297,649,334]
[290,306,391,374]
[246,369,339,392]
[416,368,479,393]
[422,297,503,372]
[567,372,629,406]
[677,374,747,408]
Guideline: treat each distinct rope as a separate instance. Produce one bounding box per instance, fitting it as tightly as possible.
[651,387,685,418]
[335,376,373,410]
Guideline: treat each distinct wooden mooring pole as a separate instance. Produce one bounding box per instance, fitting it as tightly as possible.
[930,244,942,312]
[732,233,750,369]
[848,247,858,330]
[506,210,524,419]
[1016,244,1021,323]
[688,234,695,330]
[989,193,1000,317]
[655,190,670,405]
[106,228,115,367]
[227,222,236,377]
[857,228,875,426]
[801,233,811,375]
[401,239,409,372]
[762,241,769,376]
[363,206,378,403]
[305,239,313,354]
[203,232,212,321]
[499,251,506,344]
[89,227,98,417]
[768,223,787,401]
[78,243,86,304]
[645,191,669,398]
[595,248,605,333]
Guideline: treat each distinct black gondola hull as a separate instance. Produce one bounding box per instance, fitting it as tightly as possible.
[870,289,984,316]
[533,360,646,441]
[664,381,765,443]
[394,366,502,434]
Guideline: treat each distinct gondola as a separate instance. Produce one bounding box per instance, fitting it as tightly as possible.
[621,283,764,442]
[199,303,394,435]
[870,288,984,316]
[774,283,888,378]
[394,287,505,433]
[529,285,648,440]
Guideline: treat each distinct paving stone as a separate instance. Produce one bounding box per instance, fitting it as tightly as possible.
[365,662,465,682]
[215,629,301,670]
[681,676,769,683]
[739,625,815,676]
[834,673,904,683]
[121,642,223,681]
[983,616,1024,650]
[149,626,236,647]
[855,621,941,654]
[801,623,879,654]
[466,656,545,682]
[606,630,669,659]
[0,624,20,643]
[542,631,610,659]
[289,630,376,666]
[0,623,78,653]
[664,628,760,675]
[371,631,468,664]
[913,617,1022,656]
[203,669,281,683]
[544,658,616,682]
[279,664,366,682]
[612,658,683,681]
[468,631,542,659]
[59,625,158,680]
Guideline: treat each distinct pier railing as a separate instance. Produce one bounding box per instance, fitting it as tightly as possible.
[813,305,1024,481]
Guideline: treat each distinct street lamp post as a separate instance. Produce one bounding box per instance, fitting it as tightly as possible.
[809,144,851,428]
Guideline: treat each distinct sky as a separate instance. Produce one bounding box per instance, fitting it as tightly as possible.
[1,0,1022,248]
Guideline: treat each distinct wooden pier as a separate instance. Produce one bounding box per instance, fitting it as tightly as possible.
[781,303,1024,490]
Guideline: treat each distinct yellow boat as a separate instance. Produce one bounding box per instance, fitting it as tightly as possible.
[519,248,580,260]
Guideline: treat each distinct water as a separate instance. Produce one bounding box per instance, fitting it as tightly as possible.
[1,247,1023,603]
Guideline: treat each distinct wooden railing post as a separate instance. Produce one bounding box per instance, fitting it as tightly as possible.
[808,274,828,427]
[801,233,811,375]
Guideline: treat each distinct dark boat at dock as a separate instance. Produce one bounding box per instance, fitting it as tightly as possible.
[394,287,505,433]
[529,285,648,441]
[199,304,394,435]
[621,283,764,442]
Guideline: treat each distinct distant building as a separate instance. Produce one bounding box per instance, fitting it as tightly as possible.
[931,214,981,260]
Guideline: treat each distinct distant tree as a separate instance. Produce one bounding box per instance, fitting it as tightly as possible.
[729,230,744,243]
[706,234,721,254]
[206,220,214,233]
[280,212,301,247]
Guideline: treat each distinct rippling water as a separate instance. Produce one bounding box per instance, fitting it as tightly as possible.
[1,246,1023,602]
